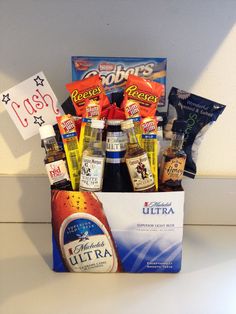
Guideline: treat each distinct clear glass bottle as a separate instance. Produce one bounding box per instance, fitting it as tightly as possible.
[79,119,105,191]
[121,120,156,192]
[159,120,187,192]
[103,120,133,192]
[39,124,72,190]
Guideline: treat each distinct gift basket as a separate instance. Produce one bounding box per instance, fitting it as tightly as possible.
[1,56,225,273]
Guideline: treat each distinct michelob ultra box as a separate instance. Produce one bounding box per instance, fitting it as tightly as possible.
[51,190,184,273]
[71,56,167,111]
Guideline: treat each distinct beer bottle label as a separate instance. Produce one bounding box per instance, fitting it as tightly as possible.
[45,160,70,185]
[126,153,155,191]
[161,156,186,184]
[80,156,105,191]
[106,131,126,164]
[60,213,118,272]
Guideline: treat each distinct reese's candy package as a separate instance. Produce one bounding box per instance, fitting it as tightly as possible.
[165,87,226,178]
[140,117,158,189]
[66,75,110,116]
[123,74,164,118]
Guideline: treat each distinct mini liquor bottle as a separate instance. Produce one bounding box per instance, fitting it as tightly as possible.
[159,120,187,191]
[39,124,72,190]
[103,120,132,192]
[121,119,156,192]
[79,119,105,192]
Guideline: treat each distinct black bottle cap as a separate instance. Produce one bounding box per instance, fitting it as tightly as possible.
[172,119,187,133]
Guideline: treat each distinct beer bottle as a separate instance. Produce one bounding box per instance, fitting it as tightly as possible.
[103,120,132,192]
[51,190,120,272]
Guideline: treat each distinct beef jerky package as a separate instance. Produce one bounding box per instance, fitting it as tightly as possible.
[165,87,226,178]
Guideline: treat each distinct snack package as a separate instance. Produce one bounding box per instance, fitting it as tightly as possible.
[123,96,142,145]
[122,74,164,118]
[66,75,110,116]
[78,99,102,158]
[71,56,167,110]
[56,115,81,191]
[140,117,158,189]
[165,87,226,178]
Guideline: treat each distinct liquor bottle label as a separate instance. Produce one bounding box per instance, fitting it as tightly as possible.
[45,160,70,185]
[60,213,118,272]
[161,156,186,184]
[80,156,105,191]
[106,131,127,163]
[126,153,155,191]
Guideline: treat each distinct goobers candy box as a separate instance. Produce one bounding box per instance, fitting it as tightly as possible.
[71,56,167,111]
[52,190,184,273]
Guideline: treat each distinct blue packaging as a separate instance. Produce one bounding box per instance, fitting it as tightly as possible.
[71,56,167,111]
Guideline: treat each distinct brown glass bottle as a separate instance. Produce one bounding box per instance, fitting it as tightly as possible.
[121,120,156,192]
[159,120,187,192]
[39,125,72,190]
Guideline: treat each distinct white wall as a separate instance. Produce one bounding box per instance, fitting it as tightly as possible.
[0,0,236,176]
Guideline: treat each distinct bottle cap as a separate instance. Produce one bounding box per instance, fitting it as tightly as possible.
[172,119,187,133]
[107,119,123,126]
[39,124,56,139]
[121,119,134,130]
[91,119,105,129]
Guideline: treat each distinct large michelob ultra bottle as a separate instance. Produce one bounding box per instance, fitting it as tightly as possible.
[51,190,120,272]
[103,120,132,192]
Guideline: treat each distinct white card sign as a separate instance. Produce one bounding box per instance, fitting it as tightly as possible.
[0,71,63,140]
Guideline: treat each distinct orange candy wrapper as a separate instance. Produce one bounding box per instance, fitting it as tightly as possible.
[66,75,110,117]
[123,74,164,118]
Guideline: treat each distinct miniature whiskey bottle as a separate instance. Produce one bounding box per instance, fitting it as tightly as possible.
[159,120,187,191]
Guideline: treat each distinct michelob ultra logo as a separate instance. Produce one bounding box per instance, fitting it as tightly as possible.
[142,201,174,215]
[71,87,101,104]
[125,85,158,104]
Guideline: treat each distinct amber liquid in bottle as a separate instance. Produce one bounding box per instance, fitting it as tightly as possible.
[122,120,156,192]
[43,136,72,190]
[159,126,186,192]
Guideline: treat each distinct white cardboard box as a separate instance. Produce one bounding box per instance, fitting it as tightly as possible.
[52,190,184,273]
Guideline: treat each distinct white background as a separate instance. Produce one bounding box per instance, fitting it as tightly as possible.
[0,0,236,176]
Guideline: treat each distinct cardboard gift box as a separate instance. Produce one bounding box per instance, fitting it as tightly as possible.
[51,190,184,273]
